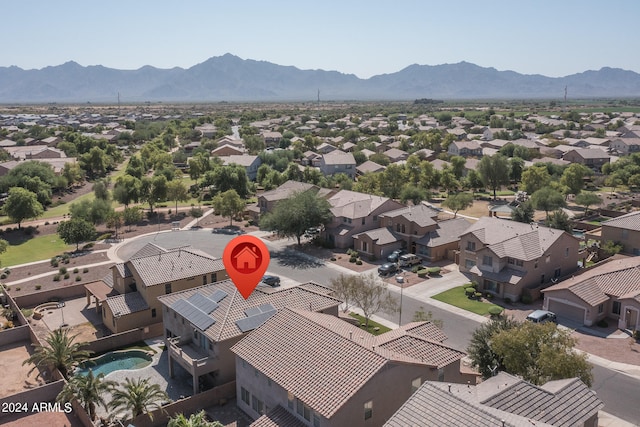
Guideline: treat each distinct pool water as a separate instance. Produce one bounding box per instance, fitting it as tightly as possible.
[76,349,152,377]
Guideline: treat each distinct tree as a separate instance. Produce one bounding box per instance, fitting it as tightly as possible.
[3,187,44,229]
[79,146,111,178]
[530,188,566,220]
[477,154,510,199]
[108,377,169,421]
[106,211,124,239]
[70,198,113,225]
[92,178,111,201]
[22,328,91,380]
[601,240,623,257]
[206,164,250,198]
[399,185,429,205]
[123,207,143,232]
[441,192,473,218]
[491,321,593,386]
[0,238,8,267]
[140,175,168,214]
[449,155,466,179]
[509,157,525,183]
[520,165,552,195]
[168,411,223,427]
[351,273,398,329]
[560,163,590,197]
[212,189,245,226]
[329,274,357,313]
[167,180,189,215]
[57,218,96,251]
[467,316,519,379]
[546,209,572,232]
[574,192,602,216]
[260,190,332,246]
[511,201,534,223]
[56,369,116,421]
[113,175,141,208]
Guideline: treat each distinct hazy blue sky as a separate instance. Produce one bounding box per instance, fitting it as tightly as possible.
[3,0,639,78]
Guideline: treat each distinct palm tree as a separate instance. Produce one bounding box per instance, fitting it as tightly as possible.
[167,410,223,427]
[108,377,169,421]
[56,369,115,421]
[23,328,91,380]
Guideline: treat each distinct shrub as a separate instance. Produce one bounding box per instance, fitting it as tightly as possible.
[411,265,421,273]
[465,287,476,297]
[0,274,5,280]
[520,293,533,304]
[485,292,493,299]
[349,255,358,263]
[14,287,20,291]
[53,275,60,282]
[75,275,82,282]
[5,227,12,232]
[73,268,79,274]
[330,257,336,261]
[35,285,41,290]
[3,268,10,275]
[83,268,89,273]
[633,330,640,340]
[97,233,112,241]
[50,257,58,267]
[474,292,483,299]
[64,272,70,279]
[427,267,441,276]
[596,319,609,328]
[488,306,504,317]
[355,260,363,265]
[417,269,428,278]
[59,267,67,275]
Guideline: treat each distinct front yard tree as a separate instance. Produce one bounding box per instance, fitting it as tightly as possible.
[212,189,245,226]
[511,201,534,223]
[260,190,331,246]
[574,192,603,216]
[442,192,473,218]
[560,163,590,197]
[467,316,519,379]
[351,273,398,329]
[329,274,357,313]
[530,187,566,220]
[520,164,551,195]
[166,180,189,215]
[22,328,91,380]
[546,209,572,232]
[491,321,593,386]
[477,154,510,199]
[57,218,96,251]
[4,187,44,229]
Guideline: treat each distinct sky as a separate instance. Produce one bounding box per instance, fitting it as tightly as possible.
[3,0,640,79]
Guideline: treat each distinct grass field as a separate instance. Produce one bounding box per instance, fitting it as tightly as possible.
[349,312,391,335]
[2,233,73,267]
[431,286,501,316]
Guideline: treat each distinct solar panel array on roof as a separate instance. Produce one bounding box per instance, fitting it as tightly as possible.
[172,299,215,331]
[244,303,276,317]
[209,289,228,303]
[187,293,219,314]
[235,309,277,333]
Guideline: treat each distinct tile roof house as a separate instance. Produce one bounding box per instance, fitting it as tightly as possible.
[256,180,334,215]
[325,190,404,249]
[221,155,262,181]
[355,160,386,176]
[599,210,640,255]
[459,217,582,301]
[319,150,356,179]
[385,372,602,427]
[542,255,640,329]
[232,309,474,426]
[447,140,482,157]
[94,243,229,335]
[383,148,409,163]
[159,282,341,395]
[562,148,610,172]
[609,137,640,155]
[211,143,245,157]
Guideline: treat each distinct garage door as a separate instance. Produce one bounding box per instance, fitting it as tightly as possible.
[547,300,585,324]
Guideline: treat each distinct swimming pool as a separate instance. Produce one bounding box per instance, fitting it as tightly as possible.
[76,349,153,377]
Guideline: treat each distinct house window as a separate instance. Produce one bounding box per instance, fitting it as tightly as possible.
[396,224,401,232]
[541,274,545,284]
[364,401,373,420]
[598,304,604,314]
[508,257,514,265]
[287,392,294,409]
[516,259,523,267]
[362,217,365,225]
[622,229,629,240]
[482,255,493,266]
[373,215,378,222]
[211,273,216,283]
[313,413,320,427]
[466,241,476,251]
[362,241,368,252]
[438,368,445,382]
[613,301,621,315]
[411,377,422,393]
[252,395,264,415]
[401,224,406,233]
[165,283,172,294]
[241,387,250,405]
[203,275,207,285]
[484,280,500,294]
[546,255,551,264]
[565,247,569,257]
[534,260,538,269]
[151,308,156,318]
[554,268,561,278]
[465,259,476,269]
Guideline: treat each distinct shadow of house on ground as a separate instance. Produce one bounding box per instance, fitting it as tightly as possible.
[270,247,325,269]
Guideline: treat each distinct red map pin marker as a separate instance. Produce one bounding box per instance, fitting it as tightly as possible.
[222,235,270,299]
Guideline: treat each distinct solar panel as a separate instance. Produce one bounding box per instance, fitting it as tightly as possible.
[210,289,228,303]
[244,303,276,317]
[235,309,277,333]
[187,293,219,314]
[172,299,215,331]
[257,303,275,313]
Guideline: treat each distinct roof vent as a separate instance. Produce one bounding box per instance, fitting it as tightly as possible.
[448,384,451,392]
[349,331,353,340]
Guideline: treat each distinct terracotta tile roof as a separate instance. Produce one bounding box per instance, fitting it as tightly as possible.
[602,210,640,231]
[356,160,386,174]
[353,227,402,246]
[379,204,439,228]
[543,256,640,306]
[478,373,603,427]
[416,218,472,247]
[329,190,401,219]
[159,281,342,342]
[251,405,306,427]
[232,309,463,418]
[259,180,319,202]
[105,291,149,316]
[127,247,224,288]
[321,150,355,165]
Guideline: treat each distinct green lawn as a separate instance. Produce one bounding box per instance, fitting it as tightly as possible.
[2,233,73,267]
[349,312,391,335]
[431,286,502,316]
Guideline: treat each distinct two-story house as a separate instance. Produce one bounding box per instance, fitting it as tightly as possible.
[458,217,581,301]
[609,137,640,155]
[325,190,404,249]
[97,243,228,334]
[159,281,341,395]
[563,148,610,172]
[600,210,640,255]
[232,308,473,426]
[221,155,262,181]
[447,140,482,157]
[319,150,356,179]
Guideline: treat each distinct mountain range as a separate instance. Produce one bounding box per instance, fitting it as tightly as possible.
[1,53,640,103]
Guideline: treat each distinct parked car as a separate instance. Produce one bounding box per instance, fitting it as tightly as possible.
[398,254,421,268]
[387,249,407,263]
[262,275,281,287]
[526,310,557,324]
[378,263,398,276]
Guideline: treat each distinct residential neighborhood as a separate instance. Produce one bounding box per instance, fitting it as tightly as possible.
[0,102,639,427]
